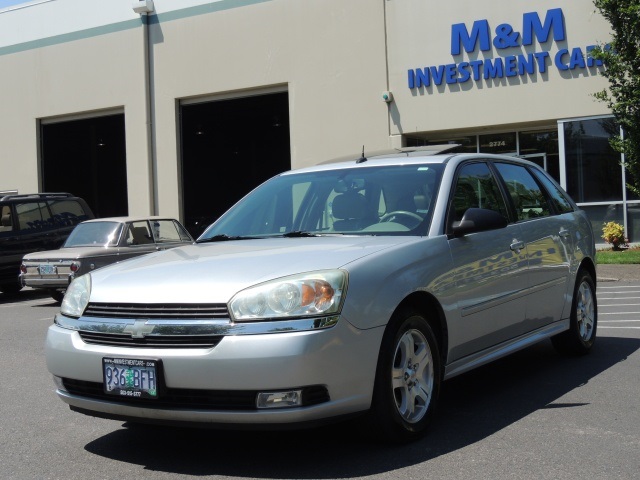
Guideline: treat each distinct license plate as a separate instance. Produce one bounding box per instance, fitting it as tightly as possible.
[39,264,57,275]
[102,357,159,399]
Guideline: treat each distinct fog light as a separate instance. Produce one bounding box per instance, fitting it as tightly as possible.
[256,390,303,409]
[52,376,66,392]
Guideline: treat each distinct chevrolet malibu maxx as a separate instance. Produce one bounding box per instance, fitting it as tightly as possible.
[45,149,597,442]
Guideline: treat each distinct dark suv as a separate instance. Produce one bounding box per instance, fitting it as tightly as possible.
[0,193,94,294]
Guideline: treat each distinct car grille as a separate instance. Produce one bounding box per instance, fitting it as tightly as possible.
[84,302,230,319]
[78,331,223,349]
[61,378,330,410]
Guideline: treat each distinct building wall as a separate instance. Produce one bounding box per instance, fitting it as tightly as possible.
[0,0,615,221]
[0,0,391,219]
[386,0,612,136]
[0,0,152,214]
[149,0,390,218]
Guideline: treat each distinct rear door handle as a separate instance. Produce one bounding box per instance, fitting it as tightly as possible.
[510,240,525,253]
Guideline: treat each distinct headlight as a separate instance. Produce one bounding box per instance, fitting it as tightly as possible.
[229,270,347,321]
[60,274,91,317]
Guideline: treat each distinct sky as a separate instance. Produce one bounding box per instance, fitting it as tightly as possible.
[0,0,45,9]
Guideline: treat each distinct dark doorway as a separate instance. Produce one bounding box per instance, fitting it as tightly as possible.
[180,92,291,237]
[41,114,128,218]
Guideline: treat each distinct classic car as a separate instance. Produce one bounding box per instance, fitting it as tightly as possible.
[21,216,193,301]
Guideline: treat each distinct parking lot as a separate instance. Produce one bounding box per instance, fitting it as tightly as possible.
[1,278,639,480]
[599,284,640,332]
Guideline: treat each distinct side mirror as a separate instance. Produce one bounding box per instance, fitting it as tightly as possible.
[451,208,508,237]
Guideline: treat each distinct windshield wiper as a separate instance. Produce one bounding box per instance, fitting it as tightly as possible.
[281,231,321,237]
[196,234,257,243]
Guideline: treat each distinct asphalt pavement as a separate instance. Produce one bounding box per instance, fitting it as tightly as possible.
[597,263,640,282]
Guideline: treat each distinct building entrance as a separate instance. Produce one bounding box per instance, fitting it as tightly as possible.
[180,92,291,237]
[520,153,548,171]
[40,114,128,218]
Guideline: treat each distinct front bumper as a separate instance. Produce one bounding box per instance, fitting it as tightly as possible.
[45,317,384,426]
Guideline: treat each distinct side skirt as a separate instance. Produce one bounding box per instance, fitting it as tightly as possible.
[443,320,570,380]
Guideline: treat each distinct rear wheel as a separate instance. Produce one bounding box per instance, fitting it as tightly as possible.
[0,281,23,295]
[552,270,597,355]
[369,309,441,443]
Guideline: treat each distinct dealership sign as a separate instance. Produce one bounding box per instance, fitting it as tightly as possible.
[408,8,605,89]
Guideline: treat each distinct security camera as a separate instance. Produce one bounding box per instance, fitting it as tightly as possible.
[132,0,154,14]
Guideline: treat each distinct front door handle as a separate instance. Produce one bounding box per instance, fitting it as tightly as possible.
[559,228,570,238]
[510,240,525,253]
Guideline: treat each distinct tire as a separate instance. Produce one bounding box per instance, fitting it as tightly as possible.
[0,281,23,295]
[50,290,65,303]
[369,308,442,443]
[551,270,597,355]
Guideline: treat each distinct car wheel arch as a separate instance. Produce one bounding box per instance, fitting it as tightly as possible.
[365,292,446,442]
[386,291,449,369]
[578,257,596,288]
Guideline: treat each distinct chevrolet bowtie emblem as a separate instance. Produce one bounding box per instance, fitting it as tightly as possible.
[123,320,155,338]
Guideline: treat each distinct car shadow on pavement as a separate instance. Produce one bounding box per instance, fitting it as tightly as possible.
[0,289,51,304]
[84,336,640,478]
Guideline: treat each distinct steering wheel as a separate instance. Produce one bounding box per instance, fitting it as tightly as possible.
[379,210,423,227]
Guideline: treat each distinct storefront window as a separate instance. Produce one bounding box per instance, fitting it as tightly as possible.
[519,130,560,182]
[626,203,640,243]
[564,118,622,203]
[627,185,640,201]
[580,204,624,244]
[478,132,516,154]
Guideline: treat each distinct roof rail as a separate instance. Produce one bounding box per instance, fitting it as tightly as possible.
[0,192,74,202]
[319,144,462,165]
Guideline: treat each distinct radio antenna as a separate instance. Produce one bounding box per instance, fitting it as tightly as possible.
[356,145,367,164]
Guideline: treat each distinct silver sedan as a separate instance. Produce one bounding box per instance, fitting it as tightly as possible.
[45,150,597,442]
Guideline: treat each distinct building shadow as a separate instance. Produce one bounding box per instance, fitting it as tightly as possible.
[83,336,639,478]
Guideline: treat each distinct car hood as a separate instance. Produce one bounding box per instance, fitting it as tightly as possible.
[89,236,416,304]
[23,246,118,261]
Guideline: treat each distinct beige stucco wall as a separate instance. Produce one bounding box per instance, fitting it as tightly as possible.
[150,0,390,218]
[0,0,616,220]
[0,0,391,219]
[0,25,153,215]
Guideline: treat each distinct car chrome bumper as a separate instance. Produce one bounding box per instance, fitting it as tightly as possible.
[45,319,384,425]
[21,276,69,289]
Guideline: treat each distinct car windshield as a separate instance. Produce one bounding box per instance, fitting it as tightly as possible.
[199,163,444,240]
[64,221,123,247]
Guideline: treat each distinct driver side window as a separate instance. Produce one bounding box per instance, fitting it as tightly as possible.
[451,163,508,224]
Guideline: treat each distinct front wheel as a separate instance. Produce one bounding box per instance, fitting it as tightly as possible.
[50,290,65,303]
[552,270,597,355]
[369,309,441,443]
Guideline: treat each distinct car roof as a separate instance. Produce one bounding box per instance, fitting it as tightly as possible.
[80,216,180,224]
[283,146,536,176]
[0,192,78,202]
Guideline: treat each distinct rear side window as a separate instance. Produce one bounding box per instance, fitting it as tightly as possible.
[531,169,575,214]
[16,202,53,231]
[49,200,90,227]
[151,220,192,243]
[0,205,13,232]
[126,221,153,245]
[494,163,551,221]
